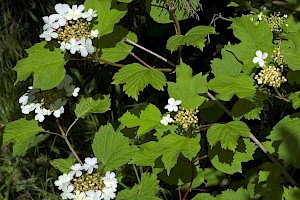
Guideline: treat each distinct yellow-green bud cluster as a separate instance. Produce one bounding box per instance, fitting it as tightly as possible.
[255,65,287,87]
[73,172,104,192]
[174,107,198,129]
[272,47,285,67]
[263,12,288,33]
[57,19,91,43]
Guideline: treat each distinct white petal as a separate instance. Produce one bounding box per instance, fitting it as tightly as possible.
[174,100,182,106]
[258,60,265,67]
[256,50,262,58]
[168,98,175,105]
[261,52,268,59]
[252,57,260,64]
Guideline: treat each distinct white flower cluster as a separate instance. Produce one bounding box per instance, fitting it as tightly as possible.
[253,50,287,87]
[40,3,98,57]
[19,75,80,122]
[160,97,182,126]
[55,157,118,200]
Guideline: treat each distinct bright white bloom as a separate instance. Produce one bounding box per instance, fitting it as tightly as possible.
[284,14,288,18]
[258,12,263,21]
[54,173,73,191]
[73,190,87,200]
[86,190,102,200]
[73,87,80,97]
[60,41,67,52]
[55,3,70,19]
[78,37,94,57]
[35,113,45,122]
[39,28,58,41]
[21,103,36,114]
[66,38,80,54]
[253,50,268,67]
[91,29,99,38]
[101,187,116,200]
[70,163,84,177]
[83,157,98,174]
[61,184,75,199]
[82,8,97,21]
[42,15,60,30]
[53,106,64,118]
[160,114,173,126]
[19,95,28,105]
[102,171,118,190]
[66,5,85,20]
[164,98,182,112]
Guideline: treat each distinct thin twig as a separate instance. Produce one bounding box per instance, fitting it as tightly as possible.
[125,38,176,68]
[66,118,79,136]
[183,166,195,200]
[178,185,182,200]
[56,119,83,165]
[206,91,297,186]
[44,130,64,138]
[130,53,153,68]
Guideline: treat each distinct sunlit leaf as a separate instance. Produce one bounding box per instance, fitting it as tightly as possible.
[75,95,111,118]
[51,158,76,174]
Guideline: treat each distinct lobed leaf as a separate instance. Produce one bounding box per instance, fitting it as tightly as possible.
[13,41,66,90]
[129,141,160,167]
[112,63,166,100]
[75,95,111,119]
[51,158,76,174]
[92,124,136,170]
[2,119,45,156]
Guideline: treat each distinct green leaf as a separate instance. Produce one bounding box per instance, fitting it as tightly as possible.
[282,49,300,71]
[288,91,300,109]
[92,124,136,170]
[203,168,225,187]
[192,193,216,200]
[211,49,243,77]
[101,31,137,63]
[150,0,198,23]
[112,63,166,100]
[51,158,76,174]
[218,188,251,200]
[167,61,207,109]
[84,0,127,37]
[75,95,111,118]
[282,186,300,200]
[2,119,45,156]
[207,74,256,101]
[228,16,273,74]
[209,138,257,174]
[13,42,66,90]
[155,134,200,175]
[117,173,160,200]
[207,121,251,151]
[119,104,161,136]
[129,141,161,167]
[166,26,215,52]
[267,116,300,168]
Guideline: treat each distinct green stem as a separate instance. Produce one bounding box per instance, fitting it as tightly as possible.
[274,87,291,102]
[133,164,141,184]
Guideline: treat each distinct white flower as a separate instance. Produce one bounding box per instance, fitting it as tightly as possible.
[42,14,60,30]
[55,3,70,17]
[252,50,268,67]
[73,190,87,200]
[102,171,118,190]
[86,190,102,200]
[83,157,98,174]
[39,28,58,41]
[82,8,97,21]
[66,5,85,20]
[66,38,80,54]
[73,87,80,97]
[101,187,116,200]
[70,163,84,177]
[164,98,182,112]
[60,41,67,52]
[35,113,45,122]
[284,14,288,18]
[78,37,94,57]
[19,95,29,105]
[91,30,99,38]
[160,114,173,126]
[258,12,263,21]
[21,103,36,114]
[54,173,73,191]
[53,106,64,118]
[61,184,75,199]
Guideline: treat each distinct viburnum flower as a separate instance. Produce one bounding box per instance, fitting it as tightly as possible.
[66,38,80,54]
[39,28,58,41]
[83,157,98,174]
[86,190,102,199]
[70,163,84,177]
[54,3,70,21]
[164,98,182,112]
[79,37,94,57]
[253,50,268,67]
[61,185,75,199]
[53,106,65,118]
[66,4,85,20]
[160,114,173,126]
[54,173,73,191]
[72,87,80,97]
[42,15,60,30]
[82,8,97,21]
[91,29,99,38]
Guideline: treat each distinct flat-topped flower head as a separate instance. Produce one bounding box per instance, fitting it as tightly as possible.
[160,114,173,126]
[164,98,182,112]
[253,50,268,67]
